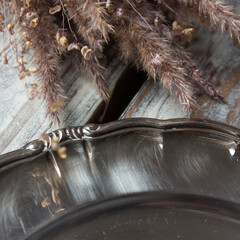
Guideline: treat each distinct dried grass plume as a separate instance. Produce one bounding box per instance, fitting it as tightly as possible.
[1,0,240,124]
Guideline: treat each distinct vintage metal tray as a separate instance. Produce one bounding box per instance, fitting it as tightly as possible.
[0,118,240,240]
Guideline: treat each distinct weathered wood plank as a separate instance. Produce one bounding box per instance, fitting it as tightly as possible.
[0,44,127,154]
[121,1,240,128]
[121,80,188,119]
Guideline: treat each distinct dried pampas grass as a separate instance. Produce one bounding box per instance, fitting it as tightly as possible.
[1,0,240,124]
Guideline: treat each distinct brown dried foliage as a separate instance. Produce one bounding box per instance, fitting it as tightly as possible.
[13,0,65,123]
[1,0,240,124]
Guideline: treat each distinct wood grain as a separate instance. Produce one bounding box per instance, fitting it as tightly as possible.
[0,45,127,154]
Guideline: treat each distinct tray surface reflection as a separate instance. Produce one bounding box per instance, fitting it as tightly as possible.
[0,118,240,239]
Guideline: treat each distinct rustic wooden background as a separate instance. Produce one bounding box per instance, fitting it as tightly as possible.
[0,0,240,154]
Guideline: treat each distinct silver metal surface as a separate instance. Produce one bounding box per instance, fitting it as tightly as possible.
[0,118,240,239]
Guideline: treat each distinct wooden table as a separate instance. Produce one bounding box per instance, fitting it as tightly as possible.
[1,1,240,154]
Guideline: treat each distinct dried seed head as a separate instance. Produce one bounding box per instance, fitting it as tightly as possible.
[22,31,30,40]
[29,67,39,73]
[59,36,69,47]
[18,58,27,65]
[55,207,65,213]
[182,28,197,42]
[67,43,80,51]
[30,83,38,89]
[84,49,92,60]
[81,46,88,55]
[0,14,5,20]
[58,146,67,159]
[3,58,8,64]
[18,70,31,79]
[172,21,179,31]
[49,5,62,15]
[41,197,51,208]
[7,24,14,35]
[81,46,92,60]
[25,11,38,20]
[51,137,59,151]
[50,102,61,112]
[20,7,26,14]
[50,98,64,114]
[28,91,35,100]
[135,0,141,3]
[30,18,39,28]
[172,21,186,30]
[2,52,8,64]
[26,40,34,47]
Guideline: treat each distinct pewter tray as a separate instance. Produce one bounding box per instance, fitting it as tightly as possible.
[0,118,240,240]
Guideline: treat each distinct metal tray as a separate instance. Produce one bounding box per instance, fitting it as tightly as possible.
[0,118,240,240]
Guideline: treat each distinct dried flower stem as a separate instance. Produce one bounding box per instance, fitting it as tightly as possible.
[2,0,240,124]
[66,0,113,51]
[173,45,224,101]
[14,0,65,123]
[77,52,110,100]
[113,3,196,108]
[65,0,110,99]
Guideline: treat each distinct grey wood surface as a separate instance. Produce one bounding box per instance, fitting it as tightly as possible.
[121,1,240,128]
[0,38,127,154]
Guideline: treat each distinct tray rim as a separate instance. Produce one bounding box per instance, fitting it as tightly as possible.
[0,118,239,169]
[25,191,240,240]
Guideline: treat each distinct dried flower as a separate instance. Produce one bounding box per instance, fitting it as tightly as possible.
[58,146,67,159]
[59,36,69,47]
[1,0,240,125]
[41,197,51,208]
[26,40,34,47]
[55,207,65,213]
[7,23,14,35]
[29,67,39,73]
[30,83,38,89]
[28,91,35,100]
[51,137,59,151]
[0,13,4,20]
[30,17,39,28]
[67,43,80,51]
[81,46,92,60]
[18,70,30,80]
[2,52,8,64]
[49,5,62,15]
